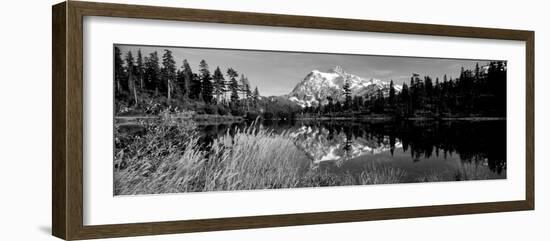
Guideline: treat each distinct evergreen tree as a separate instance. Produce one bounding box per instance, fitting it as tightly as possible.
[343,79,352,110]
[409,76,416,110]
[434,77,441,114]
[245,77,252,99]
[239,74,247,99]
[352,96,362,111]
[424,76,433,96]
[175,69,184,100]
[181,59,195,99]
[125,51,138,105]
[124,51,135,93]
[374,89,384,113]
[212,67,226,103]
[124,51,134,67]
[389,80,396,106]
[199,60,213,103]
[114,47,125,95]
[400,83,410,116]
[474,62,480,80]
[387,62,507,118]
[113,48,508,123]
[226,68,239,106]
[144,51,160,95]
[244,82,252,111]
[202,78,214,104]
[424,76,433,112]
[326,97,334,114]
[198,60,210,78]
[253,86,260,98]
[335,100,342,110]
[239,74,251,111]
[161,49,176,102]
[229,79,239,105]
[190,73,201,101]
[136,49,144,89]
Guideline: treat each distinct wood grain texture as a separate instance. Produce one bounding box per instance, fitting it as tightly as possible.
[66,1,85,240]
[74,201,530,240]
[72,1,532,40]
[525,32,535,209]
[51,1,535,240]
[52,2,67,239]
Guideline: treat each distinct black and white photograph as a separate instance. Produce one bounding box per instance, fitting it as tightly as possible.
[1,0,544,240]
[113,44,507,195]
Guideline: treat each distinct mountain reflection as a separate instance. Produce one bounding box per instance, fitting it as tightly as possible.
[199,120,506,175]
[289,125,403,166]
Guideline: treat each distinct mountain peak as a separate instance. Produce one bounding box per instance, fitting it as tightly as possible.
[289,66,402,108]
[328,65,346,75]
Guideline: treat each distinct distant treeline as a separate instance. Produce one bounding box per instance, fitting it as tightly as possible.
[114,47,282,117]
[115,46,507,120]
[303,61,507,118]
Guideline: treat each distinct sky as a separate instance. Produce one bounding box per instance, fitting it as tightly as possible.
[117,44,500,97]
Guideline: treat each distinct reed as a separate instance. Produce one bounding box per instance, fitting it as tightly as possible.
[114,119,409,195]
[415,162,502,183]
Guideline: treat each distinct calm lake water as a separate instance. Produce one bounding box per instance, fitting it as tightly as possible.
[197,119,507,182]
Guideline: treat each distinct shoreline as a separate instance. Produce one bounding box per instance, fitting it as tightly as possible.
[114,114,245,125]
[293,116,506,121]
[115,114,506,125]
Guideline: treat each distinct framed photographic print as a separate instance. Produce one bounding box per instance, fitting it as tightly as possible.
[52,1,534,240]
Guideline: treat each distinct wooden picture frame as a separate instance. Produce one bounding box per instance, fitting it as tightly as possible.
[52,1,534,240]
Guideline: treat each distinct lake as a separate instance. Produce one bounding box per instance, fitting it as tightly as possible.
[196,119,507,183]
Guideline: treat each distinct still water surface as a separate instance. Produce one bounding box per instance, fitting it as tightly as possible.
[197,119,506,182]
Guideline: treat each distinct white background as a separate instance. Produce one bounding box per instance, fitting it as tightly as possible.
[0,0,547,240]
[84,16,525,225]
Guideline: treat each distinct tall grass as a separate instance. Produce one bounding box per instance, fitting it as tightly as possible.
[115,120,308,194]
[415,162,502,183]
[299,163,406,187]
[114,119,408,195]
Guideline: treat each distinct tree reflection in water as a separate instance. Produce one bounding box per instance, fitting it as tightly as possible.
[196,119,506,180]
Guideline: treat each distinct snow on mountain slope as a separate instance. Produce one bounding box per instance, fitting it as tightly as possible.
[288,66,402,107]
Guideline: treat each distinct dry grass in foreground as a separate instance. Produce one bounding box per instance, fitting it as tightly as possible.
[114,119,408,195]
[415,162,503,183]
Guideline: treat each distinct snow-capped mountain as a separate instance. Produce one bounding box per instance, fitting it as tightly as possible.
[288,66,402,107]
